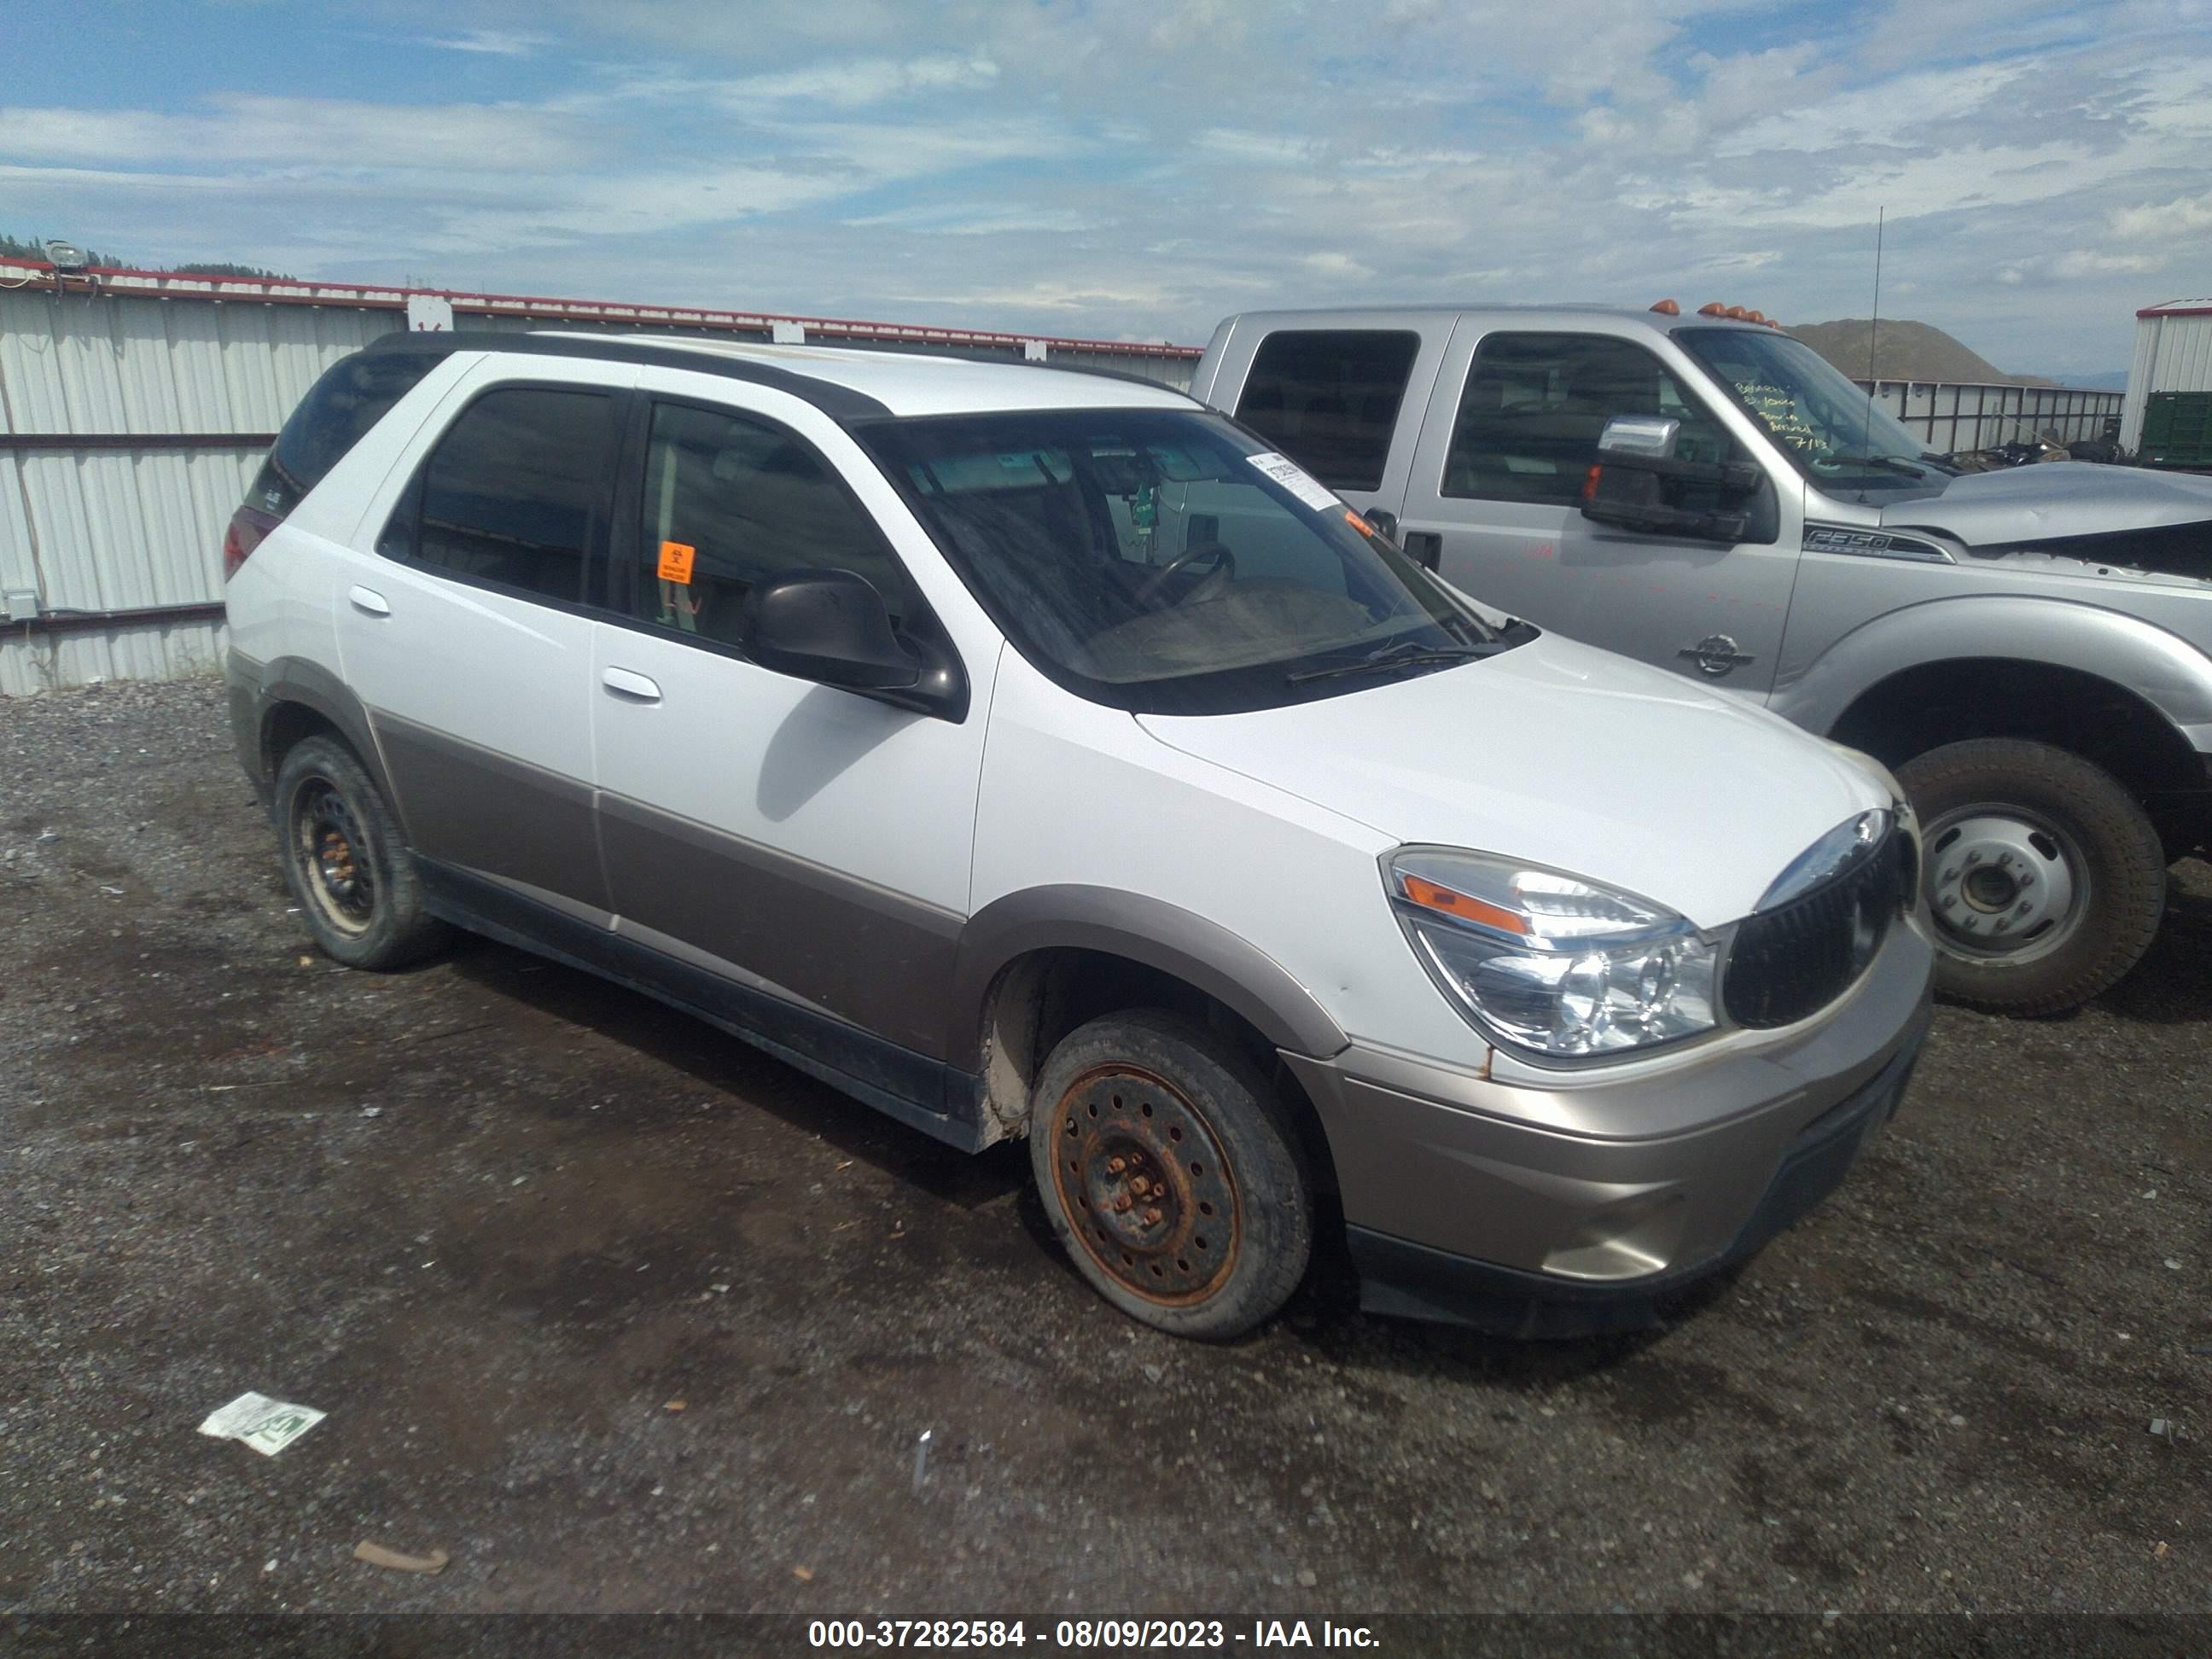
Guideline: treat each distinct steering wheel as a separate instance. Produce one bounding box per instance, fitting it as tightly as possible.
[1134,541,1236,607]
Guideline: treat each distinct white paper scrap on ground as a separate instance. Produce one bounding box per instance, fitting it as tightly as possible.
[1244,451,1341,513]
[198,1392,327,1457]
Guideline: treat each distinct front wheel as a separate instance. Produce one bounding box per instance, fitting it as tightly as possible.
[1028,1010,1313,1340]
[1898,738,2166,1015]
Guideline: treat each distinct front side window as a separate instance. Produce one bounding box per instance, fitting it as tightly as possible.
[1444,333,1738,504]
[402,387,614,603]
[632,403,915,649]
[1675,327,1951,493]
[860,408,1505,715]
[1234,329,1419,492]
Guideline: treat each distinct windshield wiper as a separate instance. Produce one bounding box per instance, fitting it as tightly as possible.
[1286,640,1488,685]
[1820,451,1937,478]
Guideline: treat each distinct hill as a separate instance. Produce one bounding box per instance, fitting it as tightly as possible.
[1786,318,2023,386]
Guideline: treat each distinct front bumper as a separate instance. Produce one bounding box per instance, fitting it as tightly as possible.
[1281,917,1936,1336]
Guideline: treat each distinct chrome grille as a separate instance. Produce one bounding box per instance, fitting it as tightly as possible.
[1724,821,1910,1029]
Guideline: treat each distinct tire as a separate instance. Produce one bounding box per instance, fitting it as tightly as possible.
[1898,737,2166,1015]
[272,735,448,970]
[1028,1010,1313,1340]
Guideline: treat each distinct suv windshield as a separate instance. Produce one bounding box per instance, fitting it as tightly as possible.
[1675,327,1955,494]
[860,408,1505,714]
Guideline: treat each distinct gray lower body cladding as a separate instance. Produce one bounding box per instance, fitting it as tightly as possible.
[1344,1034,1924,1337]
[1284,921,1936,1334]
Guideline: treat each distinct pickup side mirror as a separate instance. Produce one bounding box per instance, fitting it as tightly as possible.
[1580,415,1766,543]
[743,568,919,690]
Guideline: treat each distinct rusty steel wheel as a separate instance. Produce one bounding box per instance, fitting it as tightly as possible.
[1051,1062,1241,1307]
[1028,1010,1313,1340]
[273,735,448,971]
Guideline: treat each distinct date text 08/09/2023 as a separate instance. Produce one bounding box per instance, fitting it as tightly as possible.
[806,1620,1380,1650]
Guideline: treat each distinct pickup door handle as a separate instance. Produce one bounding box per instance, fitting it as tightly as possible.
[600,667,662,704]
[346,585,392,617]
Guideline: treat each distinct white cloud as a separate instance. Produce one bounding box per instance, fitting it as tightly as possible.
[424,29,551,55]
[0,95,591,172]
[2000,247,2168,283]
[725,55,1001,107]
[1301,251,1375,282]
[2110,190,2212,236]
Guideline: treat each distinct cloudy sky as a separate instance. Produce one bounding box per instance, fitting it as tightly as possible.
[6,0,2209,377]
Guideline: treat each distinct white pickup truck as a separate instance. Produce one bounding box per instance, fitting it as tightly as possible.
[1194,306,2212,1014]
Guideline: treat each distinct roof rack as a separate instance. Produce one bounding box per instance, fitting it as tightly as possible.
[363,329,894,421]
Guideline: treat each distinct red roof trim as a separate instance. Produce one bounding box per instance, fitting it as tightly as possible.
[0,256,1202,359]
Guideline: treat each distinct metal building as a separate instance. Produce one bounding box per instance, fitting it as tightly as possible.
[0,259,1200,696]
[2120,297,2212,456]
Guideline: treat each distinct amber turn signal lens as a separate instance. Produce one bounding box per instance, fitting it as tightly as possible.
[1402,875,1529,935]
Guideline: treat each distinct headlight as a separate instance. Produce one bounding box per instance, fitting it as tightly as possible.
[1385,848,1720,1060]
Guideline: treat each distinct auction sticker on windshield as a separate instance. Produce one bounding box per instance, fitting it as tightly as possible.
[1246,451,1341,513]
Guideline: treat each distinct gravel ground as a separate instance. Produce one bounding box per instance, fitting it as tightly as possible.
[1,678,2205,1621]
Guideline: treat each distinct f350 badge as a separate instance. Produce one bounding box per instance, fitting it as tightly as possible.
[1679,635,1755,678]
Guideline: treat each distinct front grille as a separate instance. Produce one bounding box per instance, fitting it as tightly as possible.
[1724,822,1911,1029]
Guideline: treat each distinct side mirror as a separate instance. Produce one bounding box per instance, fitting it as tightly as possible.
[743,568,919,691]
[1580,415,1763,543]
[1597,415,1681,461]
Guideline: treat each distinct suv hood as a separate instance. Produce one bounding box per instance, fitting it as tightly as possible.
[1880,462,2212,548]
[1137,634,1889,930]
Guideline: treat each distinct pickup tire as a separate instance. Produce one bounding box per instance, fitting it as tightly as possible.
[1898,738,2166,1015]
[1029,1010,1313,1340]
[273,735,448,970]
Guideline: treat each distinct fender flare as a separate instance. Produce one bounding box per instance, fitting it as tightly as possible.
[242,653,400,812]
[1771,595,2212,744]
[946,884,1349,1071]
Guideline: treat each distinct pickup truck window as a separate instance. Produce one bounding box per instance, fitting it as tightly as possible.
[862,408,1501,715]
[1443,334,1735,504]
[1675,327,1951,492]
[1234,330,1419,492]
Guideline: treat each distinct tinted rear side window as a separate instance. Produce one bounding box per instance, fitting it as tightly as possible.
[1234,330,1419,492]
[249,351,434,518]
[393,387,615,605]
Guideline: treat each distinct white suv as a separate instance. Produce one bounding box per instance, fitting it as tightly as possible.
[224,331,1934,1339]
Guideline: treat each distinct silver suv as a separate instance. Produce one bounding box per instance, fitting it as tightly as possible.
[1195,307,2212,1013]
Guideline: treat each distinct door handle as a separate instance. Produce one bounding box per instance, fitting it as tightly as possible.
[600,667,662,704]
[347,585,392,617]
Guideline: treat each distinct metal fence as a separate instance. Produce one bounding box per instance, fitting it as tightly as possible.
[1855,378,2122,455]
[0,260,1200,695]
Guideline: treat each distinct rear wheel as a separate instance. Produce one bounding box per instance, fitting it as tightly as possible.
[274,735,447,969]
[1028,1010,1313,1340]
[1898,737,2166,1014]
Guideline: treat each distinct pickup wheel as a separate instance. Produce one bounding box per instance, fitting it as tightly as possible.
[274,736,448,970]
[1029,1011,1313,1340]
[1898,738,2166,1015]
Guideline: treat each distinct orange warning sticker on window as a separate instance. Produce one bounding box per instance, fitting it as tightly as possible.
[657,540,696,584]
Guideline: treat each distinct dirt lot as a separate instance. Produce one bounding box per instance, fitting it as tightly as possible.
[2,678,2206,1621]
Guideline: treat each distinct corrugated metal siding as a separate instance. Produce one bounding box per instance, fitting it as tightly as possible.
[0,278,1191,694]
[1,287,395,693]
[2121,311,2212,453]
[1859,378,2122,453]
